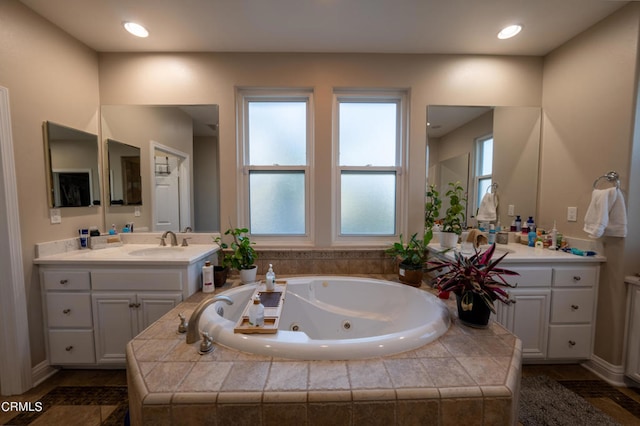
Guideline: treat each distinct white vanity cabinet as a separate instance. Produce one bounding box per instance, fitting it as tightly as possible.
[496,263,599,361]
[625,277,640,383]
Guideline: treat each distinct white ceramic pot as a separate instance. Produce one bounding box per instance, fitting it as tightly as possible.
[239,266,258,284]
[439,232,459,249]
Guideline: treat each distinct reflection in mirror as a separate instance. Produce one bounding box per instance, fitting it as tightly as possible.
[107,139,141,205]
[101,105,220,233]
[44,121,100,208]
[427,106,541,227]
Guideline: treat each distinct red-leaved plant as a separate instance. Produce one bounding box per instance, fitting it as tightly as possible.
[426,244,519,313]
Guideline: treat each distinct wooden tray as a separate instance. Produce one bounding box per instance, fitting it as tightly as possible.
[234,281,287,334]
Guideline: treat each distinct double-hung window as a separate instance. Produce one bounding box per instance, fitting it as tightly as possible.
[238,89,313,238]
[334,91,406,242]
[474,134,493,210]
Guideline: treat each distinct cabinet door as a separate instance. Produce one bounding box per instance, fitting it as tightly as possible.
[92,293,137,364]
[136,292,182,332]
[626,286,640,382]
[499,289,550,360]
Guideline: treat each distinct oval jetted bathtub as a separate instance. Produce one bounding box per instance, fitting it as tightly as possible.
[200,276,450,360]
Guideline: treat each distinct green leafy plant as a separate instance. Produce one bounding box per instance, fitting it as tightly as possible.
[214,227,257,270]
[386,232,431,267]
[425,184,441,231]
[426,244,518,313]
[441,181,467,235]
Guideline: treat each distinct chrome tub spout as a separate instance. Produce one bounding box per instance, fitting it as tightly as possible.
[186,295,234,344]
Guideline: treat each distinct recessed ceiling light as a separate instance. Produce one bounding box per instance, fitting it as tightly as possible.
[123,21,149,38]
[497,24,522,40]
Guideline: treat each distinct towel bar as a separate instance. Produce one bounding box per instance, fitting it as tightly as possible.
[593,171,620,189]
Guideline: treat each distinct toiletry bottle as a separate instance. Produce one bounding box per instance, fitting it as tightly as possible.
[527,216,535,233]
[265,264,276,291]
[78,228,89,248]
[510,220,516,232]
[109,224,117,235]
[487,224,496,245]
[528,231,537,247]
[248,296,264,327]
[550,221,557,250]
[515,216,522,232]
[202,261,214,293]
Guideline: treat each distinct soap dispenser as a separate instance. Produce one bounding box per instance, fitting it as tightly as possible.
[265,264,276,291]
[248,296,264,327]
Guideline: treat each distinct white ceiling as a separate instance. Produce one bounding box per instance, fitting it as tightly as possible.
[20,0,627,56]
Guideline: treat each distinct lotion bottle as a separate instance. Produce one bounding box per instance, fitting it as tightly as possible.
[265,264,276,291]
[202,261,214,293]
[487,224,496,245]
[248,296,264,327]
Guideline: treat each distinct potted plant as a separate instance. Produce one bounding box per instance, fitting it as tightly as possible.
[440,181,467,248]
[214,227,258,284]
[425,184,441,231]
[426,243,518,328]
[386,232,431,287]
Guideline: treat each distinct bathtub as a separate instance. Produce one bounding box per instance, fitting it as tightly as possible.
[200,276,450,360]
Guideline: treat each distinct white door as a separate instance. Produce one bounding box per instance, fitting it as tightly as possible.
[154,156,180,232]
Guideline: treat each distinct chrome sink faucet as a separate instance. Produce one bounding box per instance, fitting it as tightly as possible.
[160,230,178,247]
[186,295,234,344]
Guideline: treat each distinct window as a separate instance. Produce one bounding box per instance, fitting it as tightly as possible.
[334,91,406,240]
[475,135,493,210]
[238,90,313,237]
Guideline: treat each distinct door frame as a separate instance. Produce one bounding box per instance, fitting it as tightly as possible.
[150,141,191,232]
[0,86,32,395]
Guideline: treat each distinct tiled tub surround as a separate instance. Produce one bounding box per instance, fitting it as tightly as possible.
[126,275,522,425]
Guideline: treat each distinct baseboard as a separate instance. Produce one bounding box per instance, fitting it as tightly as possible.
[582,355,627,387]
[31,360,58,388]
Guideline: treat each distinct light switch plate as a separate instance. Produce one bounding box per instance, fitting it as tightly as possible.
[134,207,141,217]
[567,206,578,222]
[50,208,61,224]
[507,204,515,216]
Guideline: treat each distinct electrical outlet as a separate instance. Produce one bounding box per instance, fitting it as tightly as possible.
[567,206,578,222]
[50,208,61,224]
[508,204,515,216]
[134,207,141,217]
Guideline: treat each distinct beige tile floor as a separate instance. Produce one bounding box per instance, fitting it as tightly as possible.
[1,365,639,425]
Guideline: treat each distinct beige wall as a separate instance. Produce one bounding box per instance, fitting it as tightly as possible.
[98,53,543,247]
[0,0,100,367]
[540,4,640,365]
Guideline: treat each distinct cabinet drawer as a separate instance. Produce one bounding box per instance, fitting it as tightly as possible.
[91,270,183,291]
[48,330,95,364]
[43,270,90,291]
[553,266,597,287]
[550,289,595,323]
[46,293,93,328]
[548,324,592,359]
[504,266,552,287]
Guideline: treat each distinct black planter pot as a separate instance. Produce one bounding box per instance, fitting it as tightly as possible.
[213,266,228,287]
[398,262,423,287]
[455,292,492,328]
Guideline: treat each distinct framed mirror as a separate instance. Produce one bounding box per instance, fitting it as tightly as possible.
[43,121,101,208]
[427,106,541,227]
[101,105,220,232]
[107,139,142,205]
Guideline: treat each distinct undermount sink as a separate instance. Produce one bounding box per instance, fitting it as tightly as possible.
[477,244,515,254]
[128,247,187,257]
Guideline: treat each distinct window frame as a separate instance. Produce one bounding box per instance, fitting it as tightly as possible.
[473,133,494,212]
[332,90,408,245]
[236,88,315,245]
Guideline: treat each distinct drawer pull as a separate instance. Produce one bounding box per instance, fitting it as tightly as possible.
[135,303,141,308]
[65,346,73,351]
[568,340,576,346]
[59,279,68,285]
[62,308,71,314]
[129,303,142,308]
[571,304,579,311]
[573,276,581,281]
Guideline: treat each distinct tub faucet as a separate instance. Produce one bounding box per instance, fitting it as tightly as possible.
[160,230,178,247]
[186,295,234,344]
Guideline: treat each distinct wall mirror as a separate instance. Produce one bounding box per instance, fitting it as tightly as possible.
[101,105,220,233]
[427,105,541,227]
[43,121,101,208]
[107,139,141,205]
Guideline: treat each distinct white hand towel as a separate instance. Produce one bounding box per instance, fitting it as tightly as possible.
[583,187,627,238]
[476,192,497,222]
